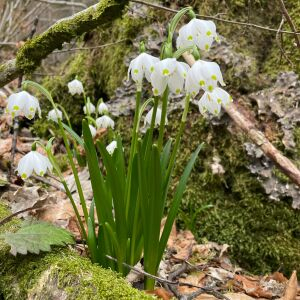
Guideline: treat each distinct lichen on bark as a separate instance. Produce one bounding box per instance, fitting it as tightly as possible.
[15,0,129,75]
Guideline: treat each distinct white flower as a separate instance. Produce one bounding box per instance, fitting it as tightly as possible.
[47,108,63,123]
[96,115,115,129]
[198,87,232,116]
[89,125,97,138]
[144,107,168,127]
[0,91,7,99]
[6,91,41,119]
[83,101,95,114]
[150,58,189,96]
[176,19,219,51]
[186,60,225,96]
[106,141,117,155]
[128,53,159,87]
[17,151,52,179]
[98,102,108,115]
[68,79,84,95]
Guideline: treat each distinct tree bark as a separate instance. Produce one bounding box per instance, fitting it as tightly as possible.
[0,0,128,88]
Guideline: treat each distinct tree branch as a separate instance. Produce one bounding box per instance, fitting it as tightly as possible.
[278,0,300,48]
[183,52,300,188]
[0,0,128,88]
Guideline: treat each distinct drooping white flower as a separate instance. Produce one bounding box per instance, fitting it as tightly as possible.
[98,102,108,115]
[176,19,219,52]
[186,60,225,96]
[144,107,168,127]
[106,140,117,155]
[198,87,232,116]
[89,125,97,138]
[68,79,84,95]
[17,151,52,179]
[128,53,159,87]
[150,58,189,96]
[47,108,63,123]
[83,101,95,114]
[96,115,115,129]
[6,91,41,119]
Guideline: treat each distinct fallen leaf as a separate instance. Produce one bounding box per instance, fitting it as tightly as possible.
[224,293,255,300]
[267,272,288,283]
[9,186,51,217]
[235,274,273,299]
[146,288,173,299]
[283,271,297,300]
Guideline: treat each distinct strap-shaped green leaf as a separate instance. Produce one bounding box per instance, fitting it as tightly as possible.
[158,144,203,266]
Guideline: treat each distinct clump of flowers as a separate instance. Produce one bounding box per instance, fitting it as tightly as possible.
[8,6,235,291]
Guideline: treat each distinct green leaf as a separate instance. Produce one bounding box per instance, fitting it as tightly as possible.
[62,122,84,146]
[1,222,74,256]
[158,143,203,266]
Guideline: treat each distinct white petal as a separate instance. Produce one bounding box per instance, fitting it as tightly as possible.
[47,109,63,123]
[106,141,117,155]
[168,69,185,95]
[68,79,84,95]
[24,96,40,120]
[128,56,144,84]
[144,107,166,127]
[185,67,200,97]
[150,69,168,96]
[155,58,177,77]
[141,53,159,82]
[98,102,108,115]
[83,102,95,114]
[6,91,30,117]
[198,92,221,115]
[89,125,97,138]
[17,152,34,179]
[32,152,50,176]
[96,116,115,129]
[211,87,232,106]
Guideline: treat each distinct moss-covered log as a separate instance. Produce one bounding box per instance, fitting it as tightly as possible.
[0,204,153,300]
[0,0,129,88]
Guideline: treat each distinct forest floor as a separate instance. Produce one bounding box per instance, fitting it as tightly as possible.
[0,93,299,300]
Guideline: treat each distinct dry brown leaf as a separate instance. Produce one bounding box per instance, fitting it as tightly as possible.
[146,288,173,299]
[224,293,256,300]
[169,230,196,260]
[9,186,51,217]
[283,271,298,300]
[235,274,273,299]
[268,272,288,283]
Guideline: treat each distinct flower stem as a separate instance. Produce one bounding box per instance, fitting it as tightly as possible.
[125,90,141,216]
[166,94,190,178]
[157,88,169,152]
[56,103,72,129]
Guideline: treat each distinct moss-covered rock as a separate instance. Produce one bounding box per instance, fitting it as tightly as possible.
[0,204,153,299]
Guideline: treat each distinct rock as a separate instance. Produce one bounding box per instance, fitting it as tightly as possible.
[0,204,153,300]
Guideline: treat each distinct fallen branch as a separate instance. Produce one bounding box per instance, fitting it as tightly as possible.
[0,0,128,88]
[183,53,300,188]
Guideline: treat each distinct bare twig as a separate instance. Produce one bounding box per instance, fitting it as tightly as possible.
[278,0,300,48]
[276,17,293,65]
[32,0,87,9]
[130,0,300,36]
[0,206,46,226]
[31,174,65,192]
[51,39,128,53]
[0,0,128,88]
[105,255,229,299]
[183,52,300,188]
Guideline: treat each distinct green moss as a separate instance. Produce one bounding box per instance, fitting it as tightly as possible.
[0,204,152,300]
[165,109,300,275]
[16,0,128,74]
